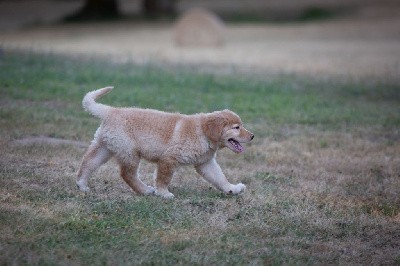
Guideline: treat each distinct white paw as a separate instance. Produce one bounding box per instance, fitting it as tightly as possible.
[155,190,175,199]
[142,186,156,195]
[76,180,90,192]
[227,183,246,195]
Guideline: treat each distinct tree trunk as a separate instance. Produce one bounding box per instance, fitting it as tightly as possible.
[142,0,176,17]
[66,0,120,21]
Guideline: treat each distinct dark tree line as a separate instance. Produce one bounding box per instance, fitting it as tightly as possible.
[68,0,176,21]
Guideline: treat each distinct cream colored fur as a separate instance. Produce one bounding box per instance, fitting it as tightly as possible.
[77,87,254,198]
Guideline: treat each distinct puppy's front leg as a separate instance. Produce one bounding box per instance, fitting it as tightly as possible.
[154,161,176,199]
[195,158,246,195]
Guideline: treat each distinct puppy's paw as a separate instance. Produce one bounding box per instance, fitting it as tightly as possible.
[155,190,175,199]
[142,186,156,196]
[227,183,246,195]
[76,180,90,193]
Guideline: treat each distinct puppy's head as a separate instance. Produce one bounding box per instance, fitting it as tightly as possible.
[203,109,254,153]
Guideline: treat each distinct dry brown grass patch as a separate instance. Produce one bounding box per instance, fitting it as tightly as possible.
[2,125,400,264]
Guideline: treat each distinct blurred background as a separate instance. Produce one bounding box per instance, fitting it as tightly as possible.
[1,0,400,27]
[0,0,399,80]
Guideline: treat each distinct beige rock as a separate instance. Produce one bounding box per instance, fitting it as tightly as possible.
[173,7,225,47]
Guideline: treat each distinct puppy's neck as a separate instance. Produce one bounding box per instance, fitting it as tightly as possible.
[207,139,221,152]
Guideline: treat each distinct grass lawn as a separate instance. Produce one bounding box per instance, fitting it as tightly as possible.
[1,51,399,265]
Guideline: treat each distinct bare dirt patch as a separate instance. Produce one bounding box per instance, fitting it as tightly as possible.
[10,136,88,148]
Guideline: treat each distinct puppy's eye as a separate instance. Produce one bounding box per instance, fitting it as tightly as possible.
[233,126,240,130]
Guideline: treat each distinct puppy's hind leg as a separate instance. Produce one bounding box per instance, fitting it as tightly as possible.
[76,142,111,192]
[119,157,155,195]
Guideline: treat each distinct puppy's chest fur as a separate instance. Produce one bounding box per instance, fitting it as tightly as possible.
[99,108,214,165]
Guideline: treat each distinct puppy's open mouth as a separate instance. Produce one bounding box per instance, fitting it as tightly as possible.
[227,138,244,153]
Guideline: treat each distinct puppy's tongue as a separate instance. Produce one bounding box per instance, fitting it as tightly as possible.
[229,139,244,153]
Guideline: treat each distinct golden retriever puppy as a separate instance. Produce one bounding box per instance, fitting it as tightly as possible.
[76,87,254,198]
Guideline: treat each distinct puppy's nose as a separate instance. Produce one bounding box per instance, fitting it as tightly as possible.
[250,134,254,140]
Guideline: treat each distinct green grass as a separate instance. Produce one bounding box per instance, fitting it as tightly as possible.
[1,51,399,265]
[1,51,399,140]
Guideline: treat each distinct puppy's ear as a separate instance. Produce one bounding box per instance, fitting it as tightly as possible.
[202,113,226,143]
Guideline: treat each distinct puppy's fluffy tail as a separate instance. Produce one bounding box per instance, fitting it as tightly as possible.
[82,86,113,118]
